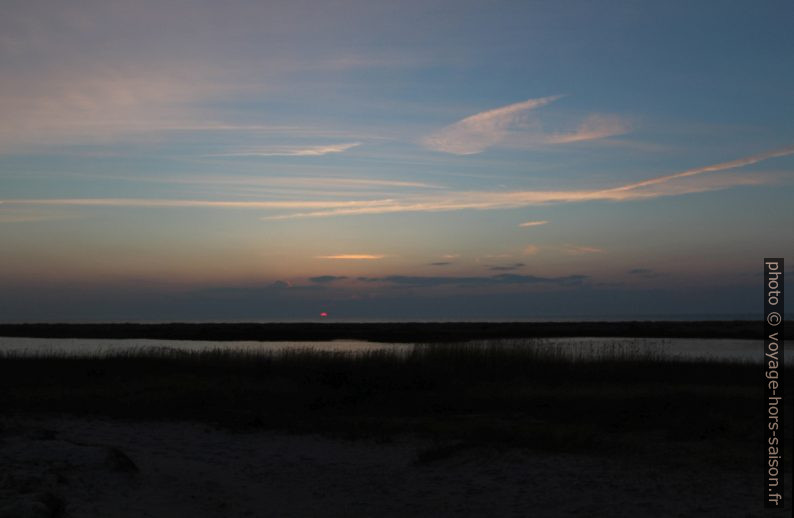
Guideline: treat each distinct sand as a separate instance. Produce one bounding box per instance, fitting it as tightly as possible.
[0,415,785,517]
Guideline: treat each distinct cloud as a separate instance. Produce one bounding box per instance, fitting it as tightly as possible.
[201,280,296,297]
[292,178,439,189]
[0,64,242,153]
[356,273,587,287]
[0,2,425,154]
[422,95,562,154]
[209,142,361,157]
[124,174,441,195]
[2,198,396,210]
[0,207,81,223]
[429,262,453,266]
[543,114,632,144]
[6,146,793,219]
[522,245,540,256]
[488,263,525,271]
[316,254,385,260]
[561,245,605,255]
[259,145,794,219]
[421,96,631,155]
[600,144,794,195]
[518,220,549,228]
[308,275,348,283]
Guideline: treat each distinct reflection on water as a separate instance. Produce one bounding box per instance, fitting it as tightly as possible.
[0,336,785,364]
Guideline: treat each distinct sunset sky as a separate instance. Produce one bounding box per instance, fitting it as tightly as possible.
[1,0,792,321]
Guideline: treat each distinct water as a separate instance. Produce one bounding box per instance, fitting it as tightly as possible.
[0,336,784,363]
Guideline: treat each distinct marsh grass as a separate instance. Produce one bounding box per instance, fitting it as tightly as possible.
[0,320,773,342]
[0,339,785,468]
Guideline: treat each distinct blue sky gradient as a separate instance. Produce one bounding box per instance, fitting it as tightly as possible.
[1,0,792,321]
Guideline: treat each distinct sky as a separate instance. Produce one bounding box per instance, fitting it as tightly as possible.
[1,0,793,321]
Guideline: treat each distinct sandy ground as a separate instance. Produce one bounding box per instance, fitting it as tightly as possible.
[0,415,788,518]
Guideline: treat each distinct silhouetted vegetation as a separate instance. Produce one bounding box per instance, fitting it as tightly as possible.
[0,320,778,342]
[1,339,786,470]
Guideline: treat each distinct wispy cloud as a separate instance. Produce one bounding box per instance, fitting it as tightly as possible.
[0,207,80,223]
[429,262,453,266]
[1,198,395,210]
[122,174,441,193]
[560,245,605,255]
[421,96,631,155]
[422,96,562,154]
[356,273,587,287]
[600,144,794,195]
[0,58,378,154]
[260,145,794,218]
[542,114,632,144]
[518,220,549,227]
[517,244,603,256]
[5,146,792,219]
[298,178,439,189]
[209,142,361,157]
[0,66,243,153]
[316,254,385,260]
[488,263,525,271]
[308,275,348,283]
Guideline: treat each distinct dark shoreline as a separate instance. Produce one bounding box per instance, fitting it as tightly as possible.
[0,320,779,342]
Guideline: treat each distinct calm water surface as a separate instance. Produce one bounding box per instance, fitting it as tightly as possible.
[0,336,783,363]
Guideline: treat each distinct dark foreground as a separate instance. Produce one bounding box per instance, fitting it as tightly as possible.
[3,415,788,518]
[1,341,791,517]
[3,343,782,460]
[0,319,780,341]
